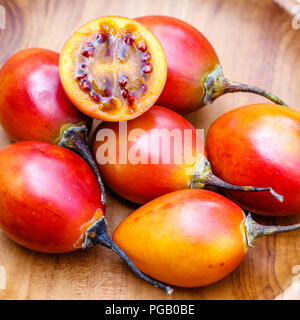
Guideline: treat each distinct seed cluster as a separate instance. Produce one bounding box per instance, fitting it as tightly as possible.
[76,31,152,113]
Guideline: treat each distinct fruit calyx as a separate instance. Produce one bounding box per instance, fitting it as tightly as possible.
[191,154,283,202]
[57,123,106,205]
[245,214,300,247]
[82,215,173,294]
[203,65,288,107]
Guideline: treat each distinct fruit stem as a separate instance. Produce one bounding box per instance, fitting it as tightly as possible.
[203,65,288,107]
[58,124,106,205]
[245,214,300,247]
[191,155,283,202]
[82,216,173,295]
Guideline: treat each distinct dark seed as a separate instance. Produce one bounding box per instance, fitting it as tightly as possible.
[121,88,128,98]
[142,63,153,74]
[119,75,128,86]
[82,46,95,58]
[137,40,147,52]
[81,64,86,68]
[141,52,151,62]
[92,92,101,102]
[104,88,111,97]
[127,93,135,105]
[80,79,92,91]
[124,33,133,46]
[77,73,87,80]
[96,33,107,43]
[140,84,147,93]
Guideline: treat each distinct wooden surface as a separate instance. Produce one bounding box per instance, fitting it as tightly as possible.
[0,0,300,300]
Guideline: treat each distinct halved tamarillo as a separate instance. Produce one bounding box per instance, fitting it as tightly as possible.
[206,103,300,216]
[92,105,282,204]
[113,189,300,287]
[136,16,287,114]
[59,16,167,121]
[0,48,105,204]
[0,141,172,294]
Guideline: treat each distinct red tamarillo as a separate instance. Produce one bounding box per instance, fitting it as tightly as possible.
[206,103,300,216]
[92,105,282,204]
[113,189,300,287]
[0,141,172,294]
[136,15,287,114]
[59,16,167,121]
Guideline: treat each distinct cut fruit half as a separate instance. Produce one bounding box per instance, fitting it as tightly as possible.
[59,16,167,121]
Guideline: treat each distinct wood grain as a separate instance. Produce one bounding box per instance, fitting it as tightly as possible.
[0,0,300,300]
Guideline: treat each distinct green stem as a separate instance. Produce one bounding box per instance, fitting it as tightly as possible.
[245,214,300,247]
[82,216,173,295]
[57,124,106,205]
[191,155,283,202]
[223,78,288,106]
[203,65,288,107]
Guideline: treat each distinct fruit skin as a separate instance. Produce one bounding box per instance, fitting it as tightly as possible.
[113,189,248,287]
[59,16,167,121]
[0,48,91,143]
[136,15,220,114]
[92,105,205,204]
[0,141,104,253]
[206,103,300,216]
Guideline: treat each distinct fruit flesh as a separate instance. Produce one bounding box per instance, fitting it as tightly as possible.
[92,105,204,204]
[206,103,300,216]
[136,15,220,114]
[75,31,153,113]
[0,48,91,143]
[60,16,167,121]
[0,142,104,253]
[113,189,248,287]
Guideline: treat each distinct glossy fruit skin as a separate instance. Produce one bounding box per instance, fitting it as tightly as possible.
[0,48,91,143]
[136,15,220,114]
[206,103,300,216]
[92,105,205,204]
[0,141,104,253]
[113,189,248,287]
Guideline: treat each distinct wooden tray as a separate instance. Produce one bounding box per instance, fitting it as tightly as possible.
[0,0,299,300]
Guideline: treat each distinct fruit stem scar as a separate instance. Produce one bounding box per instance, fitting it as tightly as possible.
[191,154,283,202]
[82,216,173,294]
[57,123,106,205]
[245,214,300,247]
[203,65,288,107]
